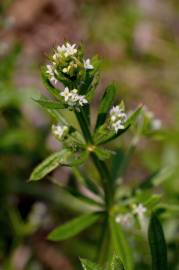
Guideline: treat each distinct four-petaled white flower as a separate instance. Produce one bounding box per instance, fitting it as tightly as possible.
[52,124,68,139]
[109,105,127,133]
[83,58,94,70]
[133,203,147,218]
[60,87,71,102]
[78,95,88,106]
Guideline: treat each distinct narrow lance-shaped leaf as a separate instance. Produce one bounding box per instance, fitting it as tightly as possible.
[95,84,116,129]
[30,149,88,181]
[80,258,102,270]
[148,213,168,270]
[33,96,66,109]
[48,212,101,241]
[109,216,134,270]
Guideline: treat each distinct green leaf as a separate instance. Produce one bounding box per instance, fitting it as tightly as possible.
[48,212,101,241]
[148,213,168,270]
[95,84,116,129]
[47,109,68,125]
[30,149,69,181]
[80,258,102,270]
[111,149,125,182]
[109,216,134,270]
[94,147,114,161]
[125,106,142,126]
[110,254,125,270]
[94,125,129,146]
[34,97,65,109]
[30,149,88,181]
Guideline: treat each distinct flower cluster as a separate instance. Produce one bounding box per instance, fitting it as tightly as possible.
[46,42,93,84]
[109,105,127,133]
[115,213,134,229]
[115,203,147,229]
[60,87,88,108]
[52,124,69,140]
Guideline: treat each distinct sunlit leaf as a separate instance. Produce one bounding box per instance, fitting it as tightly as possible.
[33,96,65,109]
[48,212,101,241]
[30,149,88,181]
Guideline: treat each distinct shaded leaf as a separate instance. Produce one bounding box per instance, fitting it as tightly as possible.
[148,213,168,270]
[111,149,125,182]
[48,212,101,241]
[95,84,116,129]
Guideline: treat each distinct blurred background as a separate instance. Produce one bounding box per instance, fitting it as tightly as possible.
[0,0,179,269]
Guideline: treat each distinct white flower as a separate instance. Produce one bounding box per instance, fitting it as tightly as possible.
[112,120,125,133]
[65,42,77,56]
[152,119,162,130]
[116,213,134,229]
[78,95,88,106]
[52,124,68,139]
[109,105,127,133]
[133,203,147,233]
[60,87,88,108]
[110,106,126,120]
[133,203,147,218]
[57,43,77,58]
[46,64,57,84]
[83,58,94,70]
[60,87,71,102]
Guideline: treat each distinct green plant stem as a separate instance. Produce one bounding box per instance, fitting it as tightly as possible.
[75,109,112,209]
